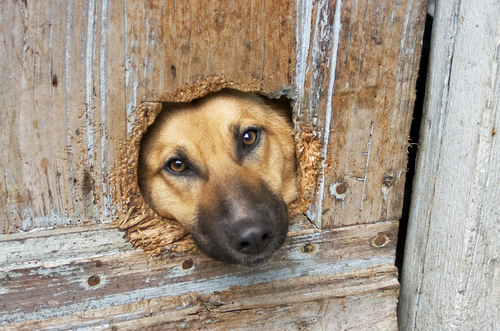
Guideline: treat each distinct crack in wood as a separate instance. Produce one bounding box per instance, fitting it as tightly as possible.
[359,121,375,212]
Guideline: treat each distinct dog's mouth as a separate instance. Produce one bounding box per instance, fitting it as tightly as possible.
[191,183,289,266]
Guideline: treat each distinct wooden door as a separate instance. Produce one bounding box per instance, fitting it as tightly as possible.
[0,1,425,329]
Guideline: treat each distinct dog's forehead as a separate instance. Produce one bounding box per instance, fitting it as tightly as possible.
[167,98,266,137]
[154,97,268,158]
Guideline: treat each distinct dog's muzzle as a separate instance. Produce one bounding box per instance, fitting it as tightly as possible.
[192,181,288,266]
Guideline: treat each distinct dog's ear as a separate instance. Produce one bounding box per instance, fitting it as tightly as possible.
[256,94,294,126]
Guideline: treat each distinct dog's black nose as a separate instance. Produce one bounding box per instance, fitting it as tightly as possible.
[229,221,274,255]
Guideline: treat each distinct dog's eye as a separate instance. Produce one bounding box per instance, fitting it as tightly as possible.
[242,130,258,146]
[167,159,187,173]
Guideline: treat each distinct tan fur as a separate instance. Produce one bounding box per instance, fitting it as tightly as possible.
[138,89,297,264]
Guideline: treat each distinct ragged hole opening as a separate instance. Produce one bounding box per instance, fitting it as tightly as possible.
[119,88,301,259]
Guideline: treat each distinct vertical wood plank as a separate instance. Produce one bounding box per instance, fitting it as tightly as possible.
[0,1,428,329]
[294,0,426,229]
[399,0,500,329]
[1,0,112,232]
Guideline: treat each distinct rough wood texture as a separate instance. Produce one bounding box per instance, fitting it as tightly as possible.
[1,220,399,330]
[0,0,426,329]
[399,0,500,329]
[0,0,295,233]
[0,0,425,233]
[295,0,426,229]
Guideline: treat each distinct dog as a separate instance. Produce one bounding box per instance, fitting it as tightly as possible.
[138,89,297,266]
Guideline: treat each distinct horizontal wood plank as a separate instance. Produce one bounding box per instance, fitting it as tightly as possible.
[5,267,398,330]
[1,221,398,329]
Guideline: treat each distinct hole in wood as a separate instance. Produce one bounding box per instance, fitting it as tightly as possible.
[372,234,390,248]
[131,89,297,266]
[330,182,349,200]
[301,242,317,254]
[182,259,194,270]
[382,171,395,187]
[87,275,100,286]
[52,74,58,87]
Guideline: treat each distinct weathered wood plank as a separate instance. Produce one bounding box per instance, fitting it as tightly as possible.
[0,0,296,233]
[0,1,427,329]
[0,224,133,269]
[5,268,398,330]
[0,0,127,231]
[1,221,398,329]
[399,0,500,329]
[294,0,426,229]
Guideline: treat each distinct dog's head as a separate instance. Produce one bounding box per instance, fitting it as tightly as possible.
[138,89,297,266]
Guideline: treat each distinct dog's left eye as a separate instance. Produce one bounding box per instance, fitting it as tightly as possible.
[242,130,258,146]
[166,159,187,173]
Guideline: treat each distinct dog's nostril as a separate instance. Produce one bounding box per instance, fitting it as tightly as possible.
[230,225,274,255]
[239,242,250,250]
[262,233,272,245]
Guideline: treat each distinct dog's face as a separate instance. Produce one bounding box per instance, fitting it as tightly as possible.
[138,89,297,266]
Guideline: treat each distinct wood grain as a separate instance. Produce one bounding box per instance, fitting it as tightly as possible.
[0,0,296,233]
[295,0,426,229]
[1,0,425,232]
[399,0,500,329]
[0,0,427,329]
[1,221,398,330]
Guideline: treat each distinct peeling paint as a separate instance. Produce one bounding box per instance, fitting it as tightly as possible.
[64,0,79,216]
[314,0,343,227]
[295,0,314,120]
[100,0,112,219]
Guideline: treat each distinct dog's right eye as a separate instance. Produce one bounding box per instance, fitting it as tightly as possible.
[242,130,258,146]
[166,159,187,173]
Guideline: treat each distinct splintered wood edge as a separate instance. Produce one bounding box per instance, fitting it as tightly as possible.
[295,128,322,214]
[111,78,305,255]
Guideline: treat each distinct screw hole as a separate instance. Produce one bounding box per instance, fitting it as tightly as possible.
[87,275,100,286]
[182,259,194,270]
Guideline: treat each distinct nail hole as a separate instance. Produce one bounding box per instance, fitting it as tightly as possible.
[330,182,348,200]
[182,259,193,269]
[301,242,317,254]
[382,171,395,187]
[372,234,390,248]
[87,275,100,286]
[336,183,347,194]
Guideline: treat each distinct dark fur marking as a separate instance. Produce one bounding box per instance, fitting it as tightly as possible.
[194,180,288,266]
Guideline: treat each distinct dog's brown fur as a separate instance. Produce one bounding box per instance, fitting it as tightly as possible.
[138,89,297,265]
